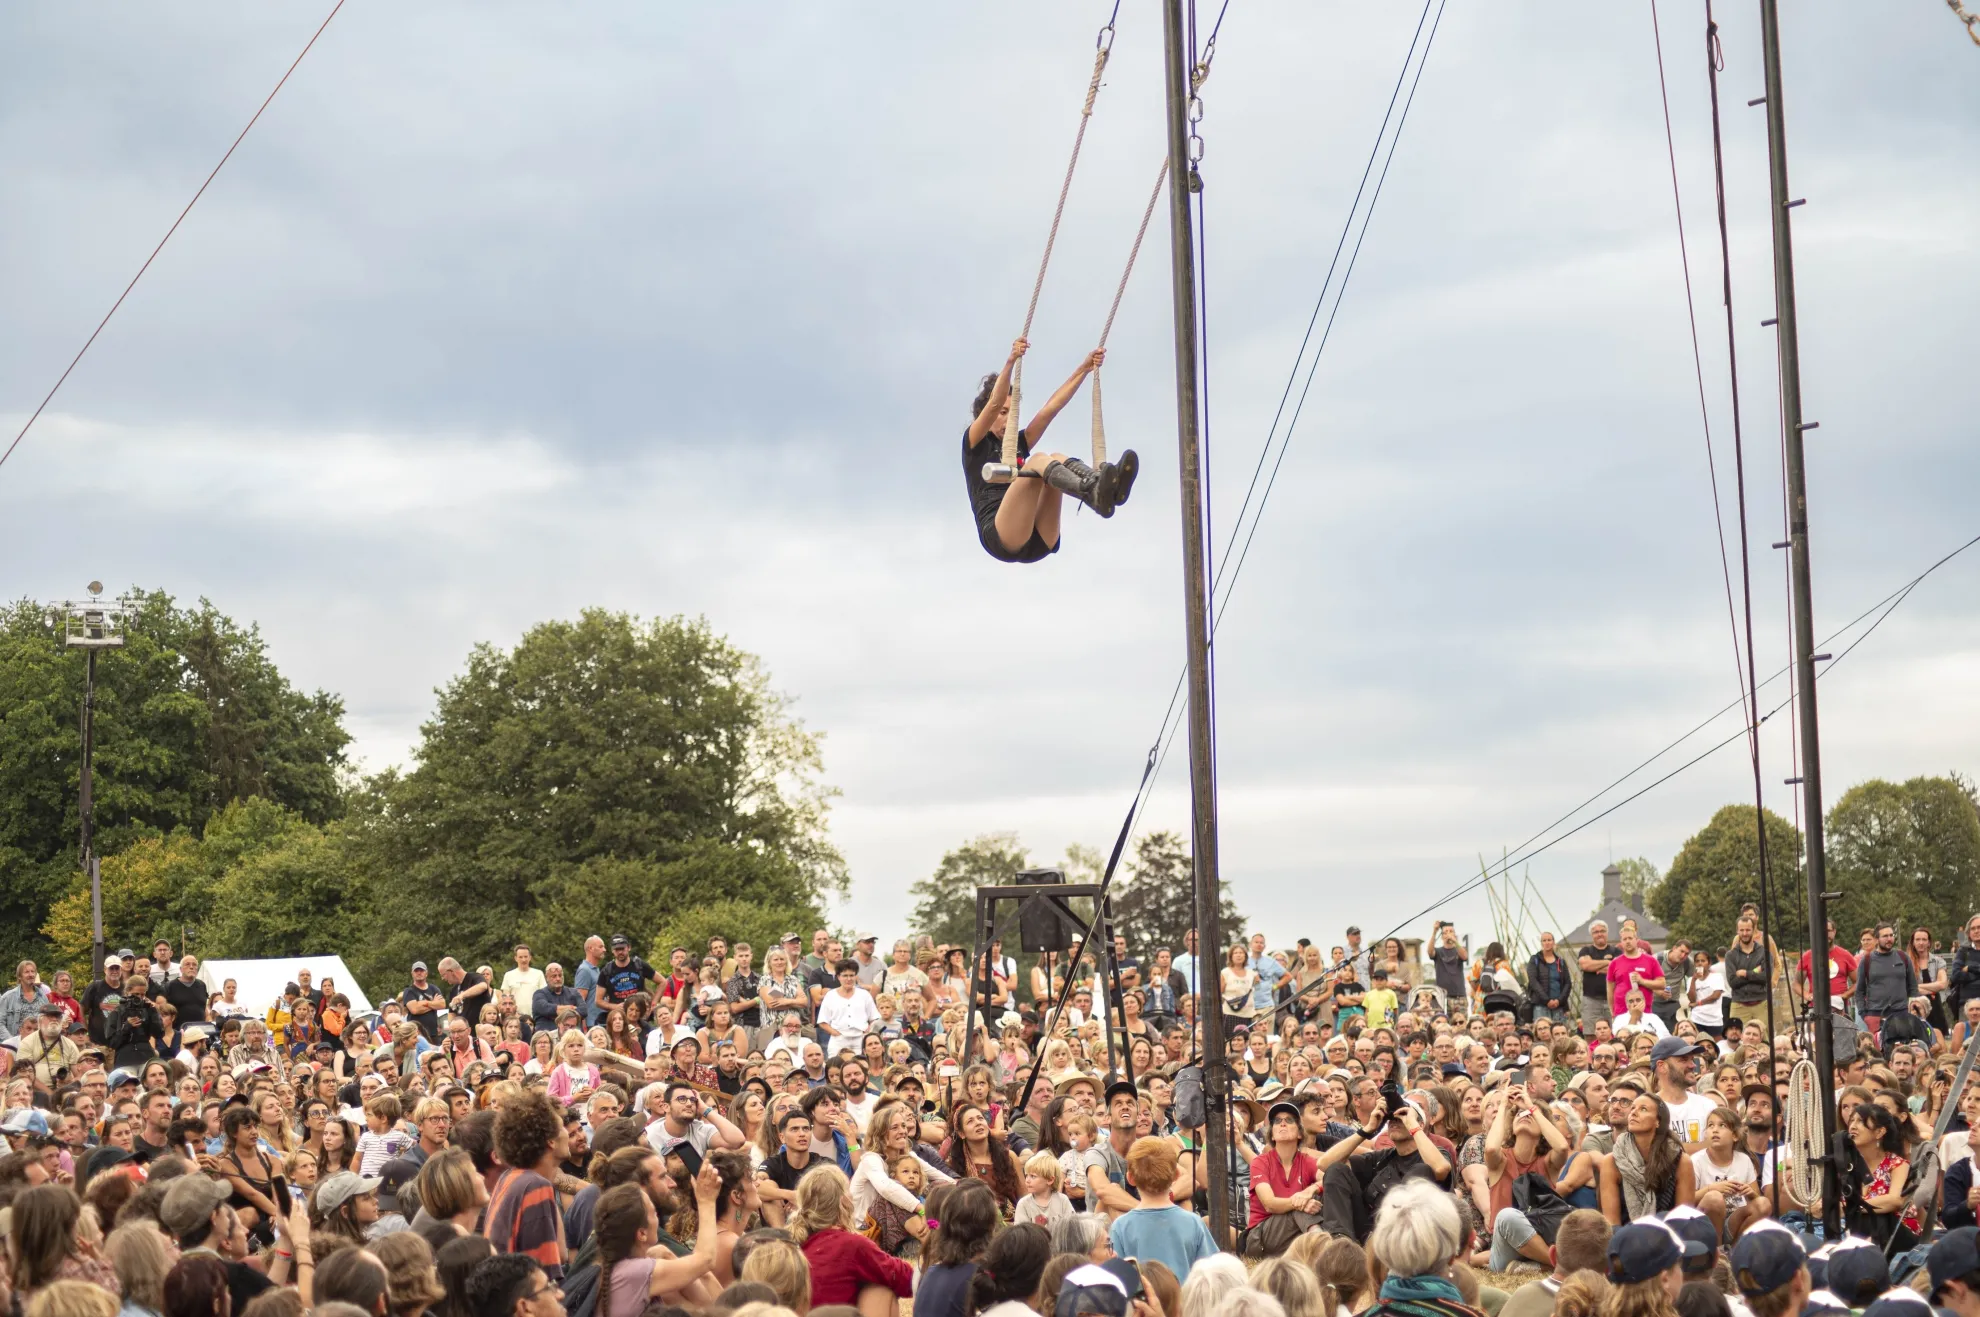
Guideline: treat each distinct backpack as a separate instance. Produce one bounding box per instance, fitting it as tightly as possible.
[1173,1063,1206,1128]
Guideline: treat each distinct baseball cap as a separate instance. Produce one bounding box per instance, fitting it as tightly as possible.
[1345,926,1361,935]
[1266,1100,1301,1128]
[610,934,631,948]
[1056,1262,1132,1317]
[375,1158,422,1214]
[1929,1227,1980,1297]
[1662,1208,1720,1274]
[0,1110,49,1136]
[1650,1036,1705,1062]
[411,961,427,973]
[116,949,135,960]
[37,1002,65,1018]
[107,1068,138,1089]
[1825,1237,1890,1306]
[781,932,801,944]
[1608,1221,1697,1285]
[857,932,878,944]
[1731,1220,1808,1297]
[315,1170,383,1215]
[1103,1079,1139,1107]
[1862,1296,1932,1317]
[161,1175,232,1235]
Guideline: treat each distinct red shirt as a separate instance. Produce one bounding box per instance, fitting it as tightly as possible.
[1799,946,1857,1002]
[800,1228,914,1306]
[1248,1146,1319,1228]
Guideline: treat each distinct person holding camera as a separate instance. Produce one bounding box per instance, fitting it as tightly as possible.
[107,986,165,1068]
[1319,1086,1454,1243]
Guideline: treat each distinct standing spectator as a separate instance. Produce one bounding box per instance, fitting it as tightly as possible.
[499,948,546,1022]
[1172,929,1202,1001]
[600,937,658,1012]
[529,965,583,1038]
[1578,923,1617,1033]
[401,963,447,1044]
[571,937,607,1029]
[851,936,885,990]
[437,960,491,1032]
[0,961,52,1041]
[1798,920,1856,1015]
[81,959,132,1048]
[162,959,208,1027]
[817,962,879,1059]
[1856,924,1919,1049]
[1722,917,1771,1034]
[1654,940,1691,1032]
[1250,935,1286,1017]
[1604,922,1665,1020]
[725,944,761,1033]
[1431,923,1469,1006]
[1527,934,1572,1026]
[1906,927,1950,1032]
[1686,951,1726,1040]
[1344,927,1371,986]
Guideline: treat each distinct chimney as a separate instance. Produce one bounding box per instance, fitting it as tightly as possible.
[1631,891,1645,915]
[1602,864,1622,904]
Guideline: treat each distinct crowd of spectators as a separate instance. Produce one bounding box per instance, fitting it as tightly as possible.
[2,904,1979,1317]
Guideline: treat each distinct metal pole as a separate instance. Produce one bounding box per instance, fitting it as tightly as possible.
[83,646,106,980]
[1757,0,1837,1238]
[1162,0,1229,1242]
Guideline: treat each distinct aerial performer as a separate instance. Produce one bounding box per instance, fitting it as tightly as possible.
[962,339,1139,564]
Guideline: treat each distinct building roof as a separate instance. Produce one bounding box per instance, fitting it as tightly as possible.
[1560,864,1670,946]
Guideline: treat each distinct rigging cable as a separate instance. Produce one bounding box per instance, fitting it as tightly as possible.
[0,0,348,475]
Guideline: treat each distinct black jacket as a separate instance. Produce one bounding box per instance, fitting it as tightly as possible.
[107,998,165,1069]
[1948,946,1980,1008]
[1526,953,1571,1008]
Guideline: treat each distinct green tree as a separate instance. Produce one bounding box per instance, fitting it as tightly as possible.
[1825,776,1980,942]
[352,611,845,988]
[1,592,349,968]
[651,897,826,970]
[1110,830,1245,961]
[1649,805,1804,952]
[1615,857,1661,907]
[910,834,1030,952]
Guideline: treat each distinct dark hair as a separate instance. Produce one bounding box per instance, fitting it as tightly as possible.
[1676,1281,1733,1317]
[318,1247,391,1312]
[585,1118,649,1180]
[968,1222,1051,1315]
[493,1091,562,1171]
[165,1254,233,1317]
[434,1236,496,1317]
[972,374,1000,421]
[464,1253,543,1317]
[944,1104,1023,1205]
[450,1109,499,1175]
[1853,1103,1909,1157]
[925,1177,999,1267]
[708,1284,778,1312]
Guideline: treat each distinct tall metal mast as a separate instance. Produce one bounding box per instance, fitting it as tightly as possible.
[1161,0,1231,1240]
[1757,0,1838,1236]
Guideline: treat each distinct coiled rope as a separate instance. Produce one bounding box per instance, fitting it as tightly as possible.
[1785,1057,1826,1207]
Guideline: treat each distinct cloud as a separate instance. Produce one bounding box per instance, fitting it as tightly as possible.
[2,0,1976,946]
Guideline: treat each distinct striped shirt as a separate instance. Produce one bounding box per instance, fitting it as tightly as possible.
[485,1168,566,1279]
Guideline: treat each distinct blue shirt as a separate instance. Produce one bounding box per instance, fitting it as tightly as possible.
[1108,1204,1220,1280]
[1171,954,1201,999]
[1251,954,1286,1010]
[572,959,604,1027]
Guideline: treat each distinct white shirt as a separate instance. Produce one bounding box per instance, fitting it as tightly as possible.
[816,987,879,1057]
[1689,967,1727,1029]
[764,1033,808,1067]
[1666,1091,1720,1147]
[1691,1146,1756,1209]
[845,1090,878,1137]
[850,1147,953,1226]
[500,967,547,1007]
[1611,1011,1669,1039]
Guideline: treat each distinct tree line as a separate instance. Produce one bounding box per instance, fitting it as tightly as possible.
[1,592,845,998]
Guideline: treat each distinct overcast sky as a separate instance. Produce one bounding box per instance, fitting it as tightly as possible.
[4,2,1976,952]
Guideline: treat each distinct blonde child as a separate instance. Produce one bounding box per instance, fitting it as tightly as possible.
[1014,1150,1075,1231]
[1059,1111,1105,1212]
[353,1092,412,1176]
[867,1153,929,1258]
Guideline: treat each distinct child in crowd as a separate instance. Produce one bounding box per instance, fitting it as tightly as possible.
[867,1153,929,1258]
[1014,1150,1075,1231]
[1692,1106,1762,1239]
[1059,1111,1105,1212]
[354,1092,412,1176]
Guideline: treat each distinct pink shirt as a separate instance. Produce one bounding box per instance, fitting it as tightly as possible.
[1607,951,1664,1015]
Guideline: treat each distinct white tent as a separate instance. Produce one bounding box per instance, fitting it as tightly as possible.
[197,956,375,1018]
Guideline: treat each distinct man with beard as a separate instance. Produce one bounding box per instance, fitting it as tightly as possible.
[1741,1084,1781,1189]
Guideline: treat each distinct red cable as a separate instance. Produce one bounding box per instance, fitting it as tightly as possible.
[0,0,346,475]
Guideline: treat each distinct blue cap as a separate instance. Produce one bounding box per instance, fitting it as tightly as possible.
[1650,1035,1705,1062]
[1608,1221,1690,1285]
[1928,1227,1980,1297]
[1661,1208,1720,1272]
[1825,1237,1890,1306]
[1803,1290,1851,1317]
[106,1067,138,1088]
[1731,1221,1808,1297]
[1805,1242,1833,1290]
[1862,1295,1932,1317]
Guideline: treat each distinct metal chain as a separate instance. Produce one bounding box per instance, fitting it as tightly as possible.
[1950,0,1980,45]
